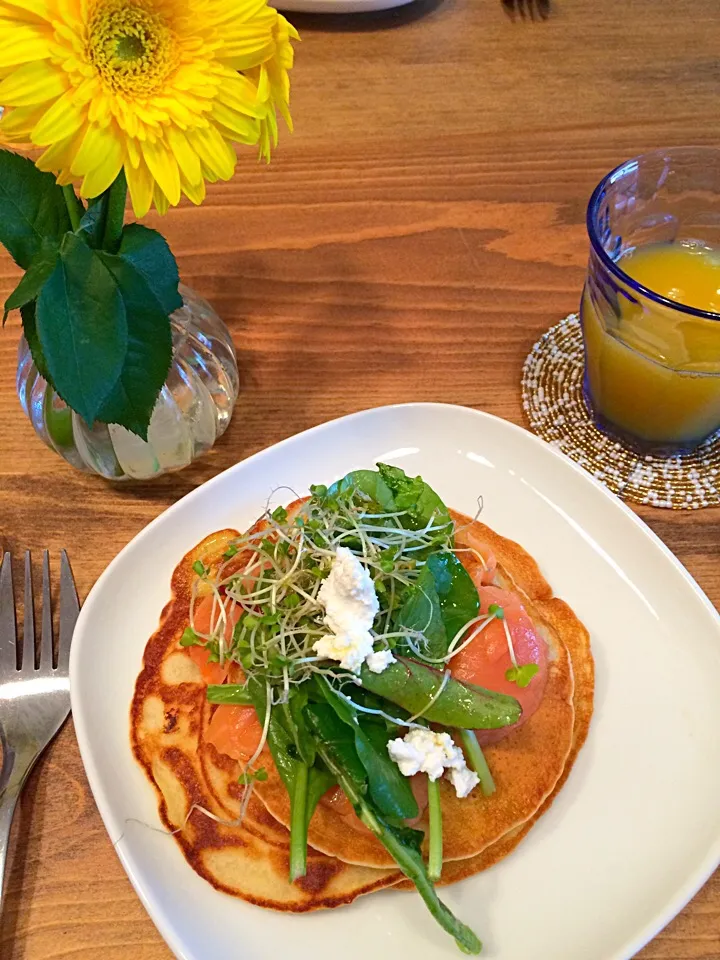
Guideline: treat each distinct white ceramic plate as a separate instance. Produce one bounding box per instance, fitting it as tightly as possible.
[71,403,720,960]
[277,0,414,14]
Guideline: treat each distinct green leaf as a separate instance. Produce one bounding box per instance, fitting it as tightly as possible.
[505,663,539,688]
[328,469,396,511]
[206,683,253,703]
[180,627,202,648]
[396,552,479,660]
[377,463,452,533]
[0,150,71,269]
[36,233,127,426]
[315,678,418,820]
[94,252,173,439]
[76,201,106,248]
[425,552,480,642]
[355,720,419,820]
[306,766,336,828]
[305,702,368,789]
[3,238,60,322]
[395,563,447,658]
[20,301,53,385]
[115,223,182,316]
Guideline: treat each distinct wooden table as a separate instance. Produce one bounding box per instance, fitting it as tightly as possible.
[1,0,719,955]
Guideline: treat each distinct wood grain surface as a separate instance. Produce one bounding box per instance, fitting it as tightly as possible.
[1,0,719,956]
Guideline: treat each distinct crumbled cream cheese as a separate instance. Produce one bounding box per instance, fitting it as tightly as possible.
[365,649,397,674]
[387,728,479,798]
[313,547,394,674]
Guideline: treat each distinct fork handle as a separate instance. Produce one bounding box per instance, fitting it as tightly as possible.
[0,781,19,910]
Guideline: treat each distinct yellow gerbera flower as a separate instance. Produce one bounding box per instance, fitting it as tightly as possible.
[0,0,298,216]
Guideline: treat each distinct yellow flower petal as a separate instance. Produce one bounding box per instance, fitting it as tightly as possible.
[71,121,121,177]
[31,87,85,145]
[35,130,78,172]
[187,124,236,181]
[211,101,258,143]
[181,171,206,206]
[125,157,154,218]
[0,24,50,66]
[79,128,123,198]
[142,136,181,206]
[0,0,49,22]
[164,125,202,185]
[0,101,45,140]
[153,182,170,216]
[0,58,68,105]
[216,73,265,119]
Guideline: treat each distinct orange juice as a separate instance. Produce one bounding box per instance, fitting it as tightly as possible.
[582,241,720,449]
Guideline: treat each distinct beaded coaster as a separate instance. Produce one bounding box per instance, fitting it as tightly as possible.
[521,314,720,510]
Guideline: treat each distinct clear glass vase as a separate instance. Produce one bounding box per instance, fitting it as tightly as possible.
[17,285,239,480]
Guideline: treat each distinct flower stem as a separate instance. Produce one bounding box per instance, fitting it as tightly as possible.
[102,170,127,253]
[62,185,83,232]
[427,776,443,881]
[457,728,495,796]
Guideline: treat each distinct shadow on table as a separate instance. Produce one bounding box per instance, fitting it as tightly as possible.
[287,0,447,32]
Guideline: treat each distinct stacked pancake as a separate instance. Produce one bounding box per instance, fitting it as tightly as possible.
[131,511,593,912]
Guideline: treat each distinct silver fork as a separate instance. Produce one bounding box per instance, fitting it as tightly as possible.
[502,0,550,20]
[0,550,79,906]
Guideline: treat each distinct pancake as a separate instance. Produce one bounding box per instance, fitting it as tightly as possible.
[131,503,593,906]
[255,512,588,867]
[131,530,403,911]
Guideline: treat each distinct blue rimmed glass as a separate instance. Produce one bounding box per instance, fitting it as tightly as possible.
[581,147,720,456]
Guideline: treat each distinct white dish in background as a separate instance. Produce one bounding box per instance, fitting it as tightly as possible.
[278,0,415,13]
[71,403,720,960]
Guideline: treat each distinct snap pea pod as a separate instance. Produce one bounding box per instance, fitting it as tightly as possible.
[359,656,521,729]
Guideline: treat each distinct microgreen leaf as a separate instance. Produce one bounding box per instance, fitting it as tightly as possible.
[180,627,202,647]
[192,560,206,576]
[505,663,539,688]
[223,544,239,559]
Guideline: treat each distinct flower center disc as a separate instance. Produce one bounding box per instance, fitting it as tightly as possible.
[88,0,177,95]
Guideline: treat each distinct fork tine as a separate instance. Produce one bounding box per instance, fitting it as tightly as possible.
[57,551,78,675]
[0,553,17,673]
[23,551,35,672]
[40,550,53,670]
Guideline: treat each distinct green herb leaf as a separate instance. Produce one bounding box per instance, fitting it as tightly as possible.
[376,463,452,533]
[316,678,418,820]
[180,627,202,647]
[328,469,396,511]
[505,663,539,688]
[206,683,253,704]
[0,150,71,269]
[305,702,368,789]
[3,238,60,322]
[36,233,127,426]
[425,552,480,643]
[395,564,446,658]
[223,544,239,559]
[272,505,288,523]
[192,560,206,576]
